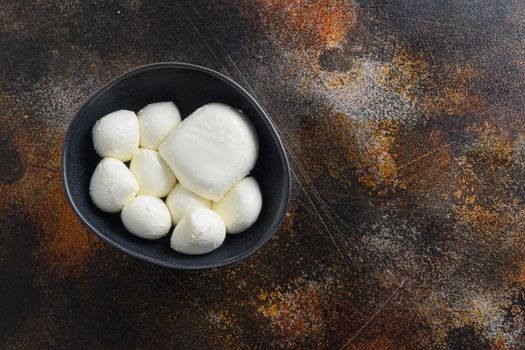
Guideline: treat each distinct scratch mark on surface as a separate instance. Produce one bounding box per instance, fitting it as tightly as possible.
[393,16,472,30]
[429,129,435,142]
[292,168,353,267]
[340,278,407,349]
[174,0,232,78]
[397,143,450,171]
[186,1,254,96]
[24,162,57,174]
[403,160,449,183]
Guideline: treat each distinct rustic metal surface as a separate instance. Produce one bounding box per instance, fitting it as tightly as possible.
[1,0,525,349]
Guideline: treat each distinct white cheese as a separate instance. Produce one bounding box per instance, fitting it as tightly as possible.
[212,177,262,234]
[137,102,181,150]
[92,110,139,161]
[165,183,210,224]
[170,208,226,255]
[121,195,172,239]
[89,158,138,213]
[159,103,258,201]
[129,148,176,198]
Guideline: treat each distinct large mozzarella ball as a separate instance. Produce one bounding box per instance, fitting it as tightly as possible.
[138,102,181,150]
[92,110,139,161]
[212,177,262,234]
[89,158,138,213]
[121,195,172,239]
[170,208,226,255]
[129,148,176,197]
[159,103,258,201]
[165,184,210,224]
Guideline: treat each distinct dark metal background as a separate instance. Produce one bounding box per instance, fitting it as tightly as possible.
[1,0,525,349]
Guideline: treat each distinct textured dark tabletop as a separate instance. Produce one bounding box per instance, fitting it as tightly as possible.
[1,1,525,349]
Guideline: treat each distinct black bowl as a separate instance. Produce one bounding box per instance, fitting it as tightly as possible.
[62,62,291,269]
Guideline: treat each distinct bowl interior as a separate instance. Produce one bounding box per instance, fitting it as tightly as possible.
[63,63,290,269]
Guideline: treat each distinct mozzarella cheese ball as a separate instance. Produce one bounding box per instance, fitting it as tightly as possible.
[121,195,172,239]
[92,110,139,161]
[159,103,258,201]
[137,102,181,150]
[212,177,262,234]
[170,208,226,255]
[129,148,176,197]
[165,183,211,224]
[89,158,138,213]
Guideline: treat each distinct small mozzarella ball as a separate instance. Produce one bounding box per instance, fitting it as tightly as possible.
[92,110,139,161]
[170,208,226,255]
[121,195,172,239]
[129,148,176,197]
[165,184,211,224]
[89,158,138,213]
[138,102,181,150]
[212,177,262,234]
